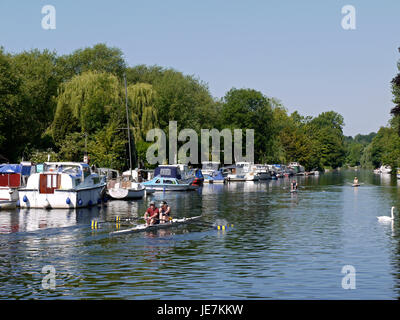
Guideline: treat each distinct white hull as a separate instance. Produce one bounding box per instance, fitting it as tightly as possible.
[0,200,17,210]
[144,185,197,191]
[227,174,247,181]
[19,185,104,209]
[0,187,19,202]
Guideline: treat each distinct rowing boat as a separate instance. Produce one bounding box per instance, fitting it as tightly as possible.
[352,184,360,187]
[109,216,202,236]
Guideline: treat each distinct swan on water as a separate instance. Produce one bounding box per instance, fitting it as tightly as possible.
[377,206,395,223]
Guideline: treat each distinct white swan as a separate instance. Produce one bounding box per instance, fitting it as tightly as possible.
[377,206,395,223]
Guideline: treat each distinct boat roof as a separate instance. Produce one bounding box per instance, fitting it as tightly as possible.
[0,164,32,175]
[44,162,89,168]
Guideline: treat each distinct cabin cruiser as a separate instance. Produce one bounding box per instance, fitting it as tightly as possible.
[0,162,35,209]
[254,164,271,180]
[143,165,198,191]
[221,162,257,181]
[236,162,259,181]
[380,165,392,174]
[288,162,305,176]
[106,169,145,200]
[204,169,226,184]
[201,161,221,176]
[18,162,106,209]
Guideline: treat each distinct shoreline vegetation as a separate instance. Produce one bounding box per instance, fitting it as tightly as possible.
[0,43,399,172]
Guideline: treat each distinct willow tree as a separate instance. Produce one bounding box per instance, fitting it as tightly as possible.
[126,83,159,168]
[51,71,122,143]
[127,83,158,141]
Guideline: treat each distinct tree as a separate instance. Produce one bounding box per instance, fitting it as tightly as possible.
[306,111,346,168]
[127,83,159,142]
[51,71,122,142]
[57,43,126,80]
[0,48,20,158]
[221,88,276,163]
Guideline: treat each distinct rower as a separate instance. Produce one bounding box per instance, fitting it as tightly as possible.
[291,180,298,191]
[353,177,359,185]
[159,201,172,224]
[144,201,159,225]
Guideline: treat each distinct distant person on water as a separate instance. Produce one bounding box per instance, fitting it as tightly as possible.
[353,177,359,185]
[159,201,171,223]
[144,201,159,225]
[291,180,298,191]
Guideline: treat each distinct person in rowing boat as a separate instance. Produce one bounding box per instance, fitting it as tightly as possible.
[144,201,159,225]
[353,177,359,185]
[159,201,172,224]
[291,180,298,191]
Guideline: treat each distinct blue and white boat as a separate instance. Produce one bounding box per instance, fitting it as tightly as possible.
[143,166,198,191]
[204,170,226,184]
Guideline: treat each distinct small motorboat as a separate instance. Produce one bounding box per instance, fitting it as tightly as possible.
[143,166,197,191]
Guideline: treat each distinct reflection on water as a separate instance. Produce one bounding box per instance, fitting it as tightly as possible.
[1,170,400,299]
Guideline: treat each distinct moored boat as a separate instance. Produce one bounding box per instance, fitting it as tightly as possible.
[143,166,198,191]
[0,163,34,210]
[106,169,145,200]
[18,162,105,209]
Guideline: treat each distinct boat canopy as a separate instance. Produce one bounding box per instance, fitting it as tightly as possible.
[154,166,182,179]
[0,164,32,175]
[195,168,204,179]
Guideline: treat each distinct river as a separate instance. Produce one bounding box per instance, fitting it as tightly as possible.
[1,169,400,299]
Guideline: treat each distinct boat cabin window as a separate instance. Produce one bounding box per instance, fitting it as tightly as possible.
[164,179,175,184]
[155,179,161,184]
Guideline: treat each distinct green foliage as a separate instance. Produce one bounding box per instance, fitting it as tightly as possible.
[0,48,20,155]
[365,127,400,169]
[221,88,276,163]
[29,149,60,163]
[127,66,218,131]
[52,71,122,140]
[87,121,127,170]
[127,83,159,141]
[0,43,356,172]
[58,43,126,80]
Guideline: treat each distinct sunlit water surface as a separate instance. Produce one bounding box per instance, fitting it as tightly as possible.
[1,170,400,299]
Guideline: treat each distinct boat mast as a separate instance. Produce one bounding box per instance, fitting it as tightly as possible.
[124,73,133,176]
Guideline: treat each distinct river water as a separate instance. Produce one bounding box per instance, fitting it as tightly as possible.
[1,169,400,299]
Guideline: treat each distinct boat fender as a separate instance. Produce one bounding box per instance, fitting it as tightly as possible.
[66,197,71,205]
[78,199,83,206]
[88,200,93,206]
[16,200,20,207]
[23,195,28,202]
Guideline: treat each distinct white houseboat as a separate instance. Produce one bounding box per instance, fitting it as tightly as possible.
[18,162,106,209]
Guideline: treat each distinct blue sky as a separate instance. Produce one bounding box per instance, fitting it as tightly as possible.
[1,0,399,136]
